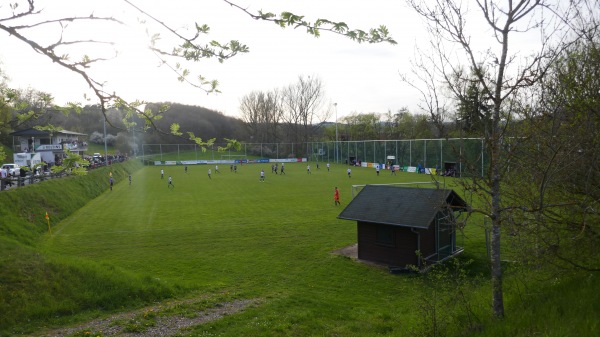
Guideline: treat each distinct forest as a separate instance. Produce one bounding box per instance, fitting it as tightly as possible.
[1,84,446,157]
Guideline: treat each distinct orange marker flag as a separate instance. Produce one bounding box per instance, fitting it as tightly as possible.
[45,212,51,235]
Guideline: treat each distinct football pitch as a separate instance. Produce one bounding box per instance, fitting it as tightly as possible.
[41,162,472,334]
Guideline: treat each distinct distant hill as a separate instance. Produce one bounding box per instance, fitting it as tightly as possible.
[142,102,246,144]
[10,103,246,146]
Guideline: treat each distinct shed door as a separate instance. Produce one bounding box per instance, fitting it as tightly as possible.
[437,213,455,259]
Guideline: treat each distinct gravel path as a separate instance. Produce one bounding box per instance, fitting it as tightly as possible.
[34,298,257,337]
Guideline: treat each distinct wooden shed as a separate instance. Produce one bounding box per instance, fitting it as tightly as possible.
[337,185,467,270]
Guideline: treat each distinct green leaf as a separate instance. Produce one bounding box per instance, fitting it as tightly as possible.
[170,123,182,136]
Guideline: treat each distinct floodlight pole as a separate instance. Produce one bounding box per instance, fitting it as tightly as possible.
[103,117,108,165]
[334,103,338,164]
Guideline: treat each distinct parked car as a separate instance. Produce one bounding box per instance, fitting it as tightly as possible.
[1,163,20,176]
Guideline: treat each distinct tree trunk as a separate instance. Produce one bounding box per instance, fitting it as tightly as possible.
[490,218,504,317]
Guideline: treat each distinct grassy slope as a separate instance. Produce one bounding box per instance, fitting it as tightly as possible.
[1,162,598,336]
[85,143,113,156]
[0,161,175,335]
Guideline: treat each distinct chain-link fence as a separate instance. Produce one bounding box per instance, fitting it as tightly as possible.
[141,143,310,162]
[141,138,488,176]
[307,139,487,176]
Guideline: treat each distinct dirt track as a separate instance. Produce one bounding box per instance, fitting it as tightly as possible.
[33,298,258,337]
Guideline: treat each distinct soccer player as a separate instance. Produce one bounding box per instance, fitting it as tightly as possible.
[215,165,220,173]
[376,165,380,176]
[208,168,212,179]
[280,163,285,175]
[185,165,188,173]
[307,164,311,174]
[260,169,265,182]
[129,174,132,185]
[347,167,352,178]
[109,177,113,191]
[334,187,340,205]
[160,169,164,179]
[168,176,174,188]
[327,163,330,172]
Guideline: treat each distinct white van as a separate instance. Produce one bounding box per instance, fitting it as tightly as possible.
[1,163,21,176]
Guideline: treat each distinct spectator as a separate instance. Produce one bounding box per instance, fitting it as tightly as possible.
[0,166,7,190]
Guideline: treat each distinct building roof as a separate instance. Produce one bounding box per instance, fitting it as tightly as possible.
[10,128,87,137]
[337,185,467,229]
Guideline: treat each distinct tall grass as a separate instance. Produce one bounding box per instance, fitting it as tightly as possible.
[466,270,599,337]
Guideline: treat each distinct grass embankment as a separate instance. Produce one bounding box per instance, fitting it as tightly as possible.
[85,143,114,156]
[1,161,598,336]
[0,161,176,335]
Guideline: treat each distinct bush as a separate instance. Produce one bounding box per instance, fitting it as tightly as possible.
[89,131,117,146]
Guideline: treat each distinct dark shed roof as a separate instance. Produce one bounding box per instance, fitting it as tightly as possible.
[337,185,467,229]
[10,128,87,136]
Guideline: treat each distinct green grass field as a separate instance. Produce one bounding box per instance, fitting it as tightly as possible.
[38,163,465,335]
[2,161,598,336]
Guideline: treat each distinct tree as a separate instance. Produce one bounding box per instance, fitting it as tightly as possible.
[0,0,395,150]
[382,107,411,139]
[0,73,54,128]
[393,109,434,140]
[239,90,282,143]
[406,0,583,317]
[281,75,331,145]
[400,47,452,138]
[382,109,397,139]
[0,67,11,161]
[51,148,90,176]
[339,109,435,142]
[0,65,59,162]
[342,112,383,140]
[505,32,600,272]
[455,73,493,137]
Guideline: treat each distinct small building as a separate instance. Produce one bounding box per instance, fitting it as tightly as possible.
[9,128,88,164]
[337,185,467,271]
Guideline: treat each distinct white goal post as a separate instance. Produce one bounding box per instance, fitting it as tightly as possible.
[220,154,247,161]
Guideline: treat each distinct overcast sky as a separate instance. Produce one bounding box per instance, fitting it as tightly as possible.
[0,0,545,121]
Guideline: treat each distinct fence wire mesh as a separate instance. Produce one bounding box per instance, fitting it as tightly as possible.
[142,138,488,176]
